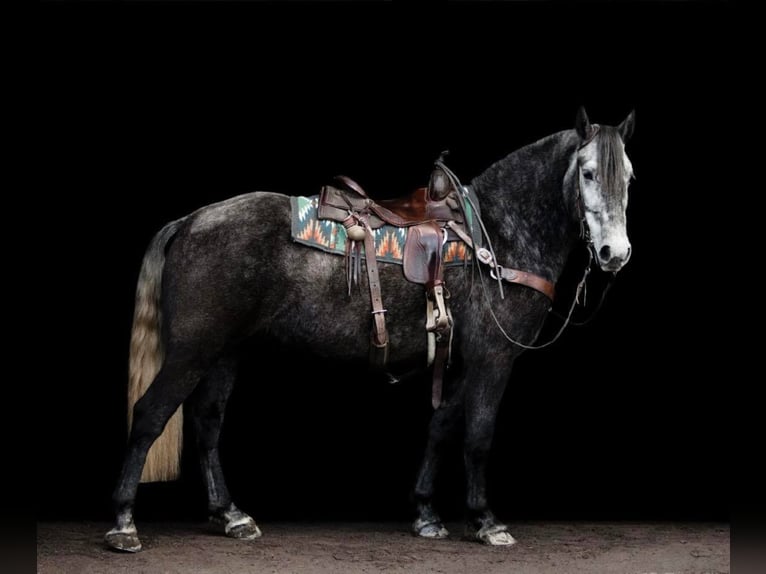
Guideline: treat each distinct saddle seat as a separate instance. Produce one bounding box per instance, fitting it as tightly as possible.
[319,174,464,229]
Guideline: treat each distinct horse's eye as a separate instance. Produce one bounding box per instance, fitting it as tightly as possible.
[583,170,595,181]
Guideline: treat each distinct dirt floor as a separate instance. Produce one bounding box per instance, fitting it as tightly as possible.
[37,521,729,574]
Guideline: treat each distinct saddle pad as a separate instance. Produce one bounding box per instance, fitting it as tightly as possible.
[290,195,470,266]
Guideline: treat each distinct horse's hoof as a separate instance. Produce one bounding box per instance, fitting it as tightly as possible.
[105,527,142,552]
[225,516,262,540]
[483,529,516,546]
[466,523,516,546]
[211,506,262,540]
[412,518,449,539]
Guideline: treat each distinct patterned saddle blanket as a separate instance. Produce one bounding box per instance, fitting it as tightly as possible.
[290,195,471,267]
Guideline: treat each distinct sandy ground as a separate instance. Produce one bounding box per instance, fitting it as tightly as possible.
[37,521,729,574]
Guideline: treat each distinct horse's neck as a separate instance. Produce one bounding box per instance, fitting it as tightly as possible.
[470,131,582,282]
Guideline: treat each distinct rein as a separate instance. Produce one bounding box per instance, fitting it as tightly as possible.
[480,249,592,350]
[436,142,609,350]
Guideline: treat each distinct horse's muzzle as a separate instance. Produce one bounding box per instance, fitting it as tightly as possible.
[598,245,631,272]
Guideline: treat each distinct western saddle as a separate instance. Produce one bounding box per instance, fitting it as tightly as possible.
[318,161,478,409]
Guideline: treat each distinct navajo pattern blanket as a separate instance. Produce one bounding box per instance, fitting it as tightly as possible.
[290,195,471,266]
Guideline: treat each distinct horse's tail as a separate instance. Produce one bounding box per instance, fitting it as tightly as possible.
[127,218,186,483]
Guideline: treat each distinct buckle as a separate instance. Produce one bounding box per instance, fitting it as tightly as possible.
[491,265,516,282]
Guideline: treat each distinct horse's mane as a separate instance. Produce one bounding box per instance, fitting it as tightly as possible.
[470,129,581,204]
[471,126,626,200]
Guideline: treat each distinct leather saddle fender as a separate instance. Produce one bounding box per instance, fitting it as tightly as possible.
[402,221,444,288]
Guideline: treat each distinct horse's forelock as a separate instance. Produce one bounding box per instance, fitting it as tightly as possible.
[597,126,627,196]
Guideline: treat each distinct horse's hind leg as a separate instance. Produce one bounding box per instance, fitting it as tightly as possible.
[105,353,211,552]
[188,355,261,540]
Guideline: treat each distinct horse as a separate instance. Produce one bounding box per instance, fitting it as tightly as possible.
[105,107,636,552]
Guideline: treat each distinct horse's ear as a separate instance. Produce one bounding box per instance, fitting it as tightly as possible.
[575,106,593,141]
[618,109,635,143]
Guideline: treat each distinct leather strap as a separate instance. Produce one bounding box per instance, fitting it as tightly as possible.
[361,220,389,365]
[431,335,450,409]
[497,267,556,301]
[425,283,452,409]
[447,221,555,301]
[334,174,368,198]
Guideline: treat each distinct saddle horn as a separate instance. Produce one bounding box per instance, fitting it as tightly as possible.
[428,151,456,201]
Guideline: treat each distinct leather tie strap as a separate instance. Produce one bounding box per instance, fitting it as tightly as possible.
[361,221,389,365]
[431,335,450,409]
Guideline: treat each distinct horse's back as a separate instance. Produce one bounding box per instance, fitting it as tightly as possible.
[185,191,290,235]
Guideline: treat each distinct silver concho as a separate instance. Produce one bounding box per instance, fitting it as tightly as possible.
[476,247,494,266]
[346,224,367,241]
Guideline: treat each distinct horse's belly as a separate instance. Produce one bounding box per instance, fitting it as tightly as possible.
[253,257,432,367]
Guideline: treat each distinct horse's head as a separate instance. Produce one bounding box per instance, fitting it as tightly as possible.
[575,107,635,273]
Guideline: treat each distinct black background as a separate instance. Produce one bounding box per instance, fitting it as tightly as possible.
[39,2,739,525]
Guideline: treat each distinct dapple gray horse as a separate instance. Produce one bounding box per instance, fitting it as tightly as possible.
[106,107,635,551]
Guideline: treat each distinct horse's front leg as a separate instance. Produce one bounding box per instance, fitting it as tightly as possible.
[412,398,463,539]
[463,368,517,546]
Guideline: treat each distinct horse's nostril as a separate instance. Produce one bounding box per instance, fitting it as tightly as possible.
[599,245,611,261]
